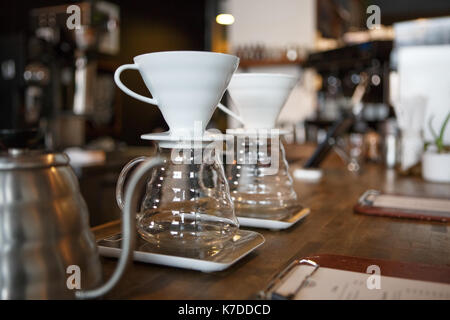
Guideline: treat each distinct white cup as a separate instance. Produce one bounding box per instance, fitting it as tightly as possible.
[114,51,239,136]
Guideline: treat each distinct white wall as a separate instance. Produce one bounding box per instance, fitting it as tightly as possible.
[229,0,316,49]
[398,46,450,144]
[227,0,317,128]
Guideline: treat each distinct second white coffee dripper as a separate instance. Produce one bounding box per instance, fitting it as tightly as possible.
[217,72,298,130]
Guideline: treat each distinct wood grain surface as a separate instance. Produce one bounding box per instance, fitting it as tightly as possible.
[93,153,450,299]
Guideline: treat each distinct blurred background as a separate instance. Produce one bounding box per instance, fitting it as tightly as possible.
[1,0,449,226]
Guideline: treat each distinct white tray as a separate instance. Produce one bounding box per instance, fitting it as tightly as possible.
[97,230,265,273]
[237,207,310,230]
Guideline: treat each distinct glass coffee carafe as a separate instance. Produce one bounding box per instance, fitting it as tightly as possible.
[225,130,301,220]
[117,140,239,249]
[217,73,302,220]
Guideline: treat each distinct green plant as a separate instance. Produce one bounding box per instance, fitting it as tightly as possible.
[428,111,450,153]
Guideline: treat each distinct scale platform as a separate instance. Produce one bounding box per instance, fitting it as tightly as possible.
[97,230,265,273]
[237,207,310,230]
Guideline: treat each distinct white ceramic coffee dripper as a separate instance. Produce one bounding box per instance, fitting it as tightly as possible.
[114,51,239,137]
[217,73,298,130]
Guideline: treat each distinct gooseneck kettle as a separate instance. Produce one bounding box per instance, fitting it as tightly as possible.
[0,129,156,299]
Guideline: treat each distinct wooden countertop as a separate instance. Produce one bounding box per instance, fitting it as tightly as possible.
[93,159,450,299]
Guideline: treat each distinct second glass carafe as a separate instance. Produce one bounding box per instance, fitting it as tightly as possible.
[225,131,301,220]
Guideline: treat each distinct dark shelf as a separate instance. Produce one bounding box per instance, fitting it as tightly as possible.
[305,40,393,71]
[238,57,304,68]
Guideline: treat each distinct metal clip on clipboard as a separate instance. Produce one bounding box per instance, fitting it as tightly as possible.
[357,189,380,206]
[260,259,320,300]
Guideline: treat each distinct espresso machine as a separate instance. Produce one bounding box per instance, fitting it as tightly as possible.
[24,1,120,149]
[301,41,394,168]
[305,41,393,127]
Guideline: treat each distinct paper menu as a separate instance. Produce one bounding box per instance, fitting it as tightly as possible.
[372,194,450,214]
[274,265,450,300]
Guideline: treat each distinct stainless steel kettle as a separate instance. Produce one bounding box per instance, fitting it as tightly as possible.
[0,143,142,299]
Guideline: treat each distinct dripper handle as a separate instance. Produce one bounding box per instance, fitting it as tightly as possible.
[116,156,148,210]
[114,64,158,105]
[76,157,164,299]
[217,103,245,125]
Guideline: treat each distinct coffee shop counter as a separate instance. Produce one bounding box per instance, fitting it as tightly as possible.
[92,145,450,299]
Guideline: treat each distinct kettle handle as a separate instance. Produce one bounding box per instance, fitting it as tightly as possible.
[76,157,164,299]
[115,156,149,211]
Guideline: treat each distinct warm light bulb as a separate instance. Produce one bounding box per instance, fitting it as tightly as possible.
[216,14,235,25]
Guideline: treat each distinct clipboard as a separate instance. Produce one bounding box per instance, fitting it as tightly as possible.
[354,190,450,222]
[260,254,450,300]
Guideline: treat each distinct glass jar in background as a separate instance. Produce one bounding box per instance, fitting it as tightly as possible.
[381,118,400,169]
[365,130,382,163]
[334,133,366,173]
